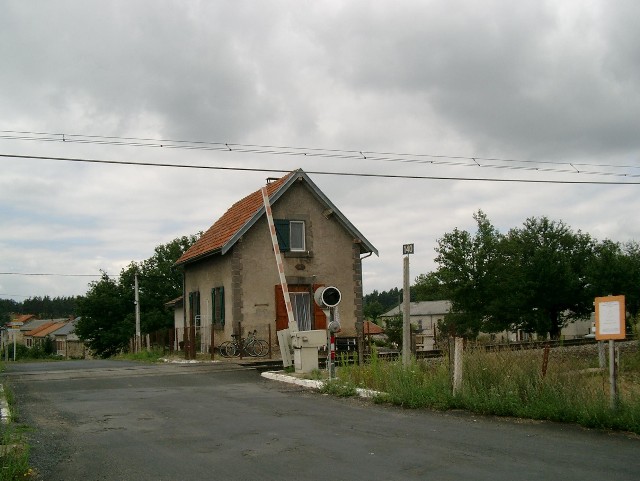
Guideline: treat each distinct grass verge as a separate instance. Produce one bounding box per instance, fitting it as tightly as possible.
[0,363,33,480]
[113,349,166,363]
[335,344,640,434]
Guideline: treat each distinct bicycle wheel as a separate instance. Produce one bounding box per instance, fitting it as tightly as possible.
[252,339,269,357]
[243,339,258,357]
[219,341,236,358]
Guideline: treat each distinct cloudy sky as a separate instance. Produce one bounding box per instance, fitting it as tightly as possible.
[1,1,640,302]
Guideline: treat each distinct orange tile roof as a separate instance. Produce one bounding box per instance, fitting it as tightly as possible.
[32,322,67,337]
[25,321,57,337]
[363,320,384,335]
[176,171,293,265]
[336,320,384,338]
[13,314,36,324]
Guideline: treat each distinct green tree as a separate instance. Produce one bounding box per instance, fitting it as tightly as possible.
[434,210,503,337]
[137,235,198,333]
[75,235,198,357]
[588,240,640,319]
[76,272,134,358]
[413,271,449,301]
[363,288,403,319]
[363,299,385,322]
[505,217,596,337]
[433,212,598,339]
[383,314,403,348]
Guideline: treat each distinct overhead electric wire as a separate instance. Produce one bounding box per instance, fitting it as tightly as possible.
[1,152,639,185]
[1,129,639,180]
[0,272,100,277]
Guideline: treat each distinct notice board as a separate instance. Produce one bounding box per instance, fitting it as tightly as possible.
[595,295,626,340]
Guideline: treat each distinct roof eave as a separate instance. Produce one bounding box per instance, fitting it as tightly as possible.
[220,171,300,254]
[175,247,223,267]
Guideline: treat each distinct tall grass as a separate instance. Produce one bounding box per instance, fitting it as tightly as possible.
[0,425,31,481]
[114,349,166,362]
[0,369,32,480]
[335,344,640,434]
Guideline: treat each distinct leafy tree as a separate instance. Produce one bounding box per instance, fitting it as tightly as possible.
[0,296,80,325]
[30,337,56,358]
[413,271,450,301]
[0,298,18,324]
[137,235,198,332]
[10,295,80,318]
[505,217,595,337]
[363,288,402,320]
[433,211,604,339]
[588,240,640,319]
[76,272,134,358]
[76,235,198,357]
[363,299,385,322]
[621,242,640,317]
[383,314,403,348]
[434,210,504,338]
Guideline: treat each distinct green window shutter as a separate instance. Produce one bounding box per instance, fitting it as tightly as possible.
[211,288,216,325]
[274,219,290,252]
[212,286,225,325]
[219,286,225,325]
[189,291,201,326]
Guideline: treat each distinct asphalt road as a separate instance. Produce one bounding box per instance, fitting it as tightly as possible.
[3,360,639,481]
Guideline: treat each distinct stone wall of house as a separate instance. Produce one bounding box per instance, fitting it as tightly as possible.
[182,250,233,338]
[66,340,87,359]
[238,181,359,332]
[182,180,366,343]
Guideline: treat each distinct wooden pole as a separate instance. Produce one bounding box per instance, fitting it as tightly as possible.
[214,322,216,361]
[609,340,618,409]
[598,341,606,368]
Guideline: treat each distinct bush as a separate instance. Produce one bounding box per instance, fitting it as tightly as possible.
[320,378,358,397]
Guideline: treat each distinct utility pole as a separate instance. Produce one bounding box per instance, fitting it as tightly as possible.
[135,273,141,353]
[402,244,414,367]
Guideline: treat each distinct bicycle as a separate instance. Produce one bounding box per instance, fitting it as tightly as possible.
[219,330,269,358]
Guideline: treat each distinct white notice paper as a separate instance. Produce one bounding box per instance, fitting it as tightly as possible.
[599,300,621,335]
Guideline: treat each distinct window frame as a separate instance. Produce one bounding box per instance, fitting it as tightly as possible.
[289,220,306,252]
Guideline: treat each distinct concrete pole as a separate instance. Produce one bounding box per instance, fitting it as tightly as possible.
[453,337,464,394]
[135,273,141,353]
[402,255,410,367]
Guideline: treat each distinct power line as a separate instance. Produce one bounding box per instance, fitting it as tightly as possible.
[1,152,639,185]
[1,129,639,179]
[0,272,100,277]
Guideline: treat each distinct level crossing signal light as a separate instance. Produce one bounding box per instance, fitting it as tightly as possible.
[314,286,341,309]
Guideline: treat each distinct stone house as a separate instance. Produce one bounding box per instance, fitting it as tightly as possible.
[54,318,87,359]
[24,320,67,349]
[380,300,451,351]
[174,169,377,350]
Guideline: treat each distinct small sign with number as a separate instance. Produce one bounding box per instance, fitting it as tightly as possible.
[403,244,414,255]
